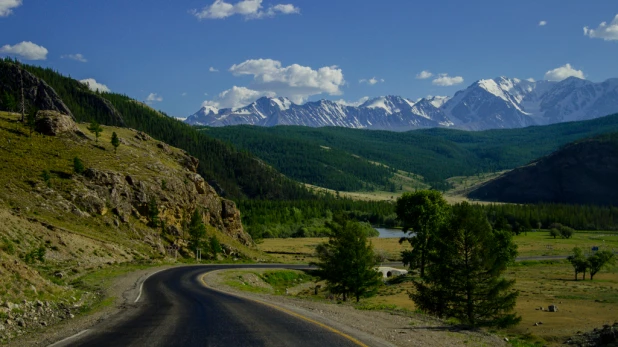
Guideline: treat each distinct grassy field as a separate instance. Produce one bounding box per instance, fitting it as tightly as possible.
[259,232,618,345]
[260,231,618,262]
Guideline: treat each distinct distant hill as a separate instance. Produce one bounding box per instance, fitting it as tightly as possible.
[0,58,311,200]
[201,113,618,190]
[468,133,618,205]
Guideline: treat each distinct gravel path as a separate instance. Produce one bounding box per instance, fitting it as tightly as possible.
[203,269,507,347]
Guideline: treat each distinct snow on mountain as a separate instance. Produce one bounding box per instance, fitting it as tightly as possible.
[185,77,618,131]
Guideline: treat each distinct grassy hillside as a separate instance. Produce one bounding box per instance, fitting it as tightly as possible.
[202,113,618,189]
[0,58,312,200]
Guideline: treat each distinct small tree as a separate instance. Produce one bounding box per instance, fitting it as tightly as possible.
[567,247,588,281]
[396,190,449,277]
[188,208,207,255]
[549,228,560,239]
[111,131,120,153]
[559,226,574,239]
[312,216,382,302]
[87,120,103,142]
[41,170,51,187]
[209,236,222,259]
[588,250,616,280]
[26,109,37,137]
[73,156,85,175]
[412,202,521,328]
[148,197,159,228]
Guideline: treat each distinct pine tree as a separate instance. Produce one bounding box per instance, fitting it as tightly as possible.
[209,236,222,258]
[396,190,449,277]
[73,157,85,175]
[26,109,38,137]
[148,197,159,228]
[111,131,120,153]
[188,208,207,253]
[87,120,103,142]
[411,202,521,328]
[312,216,381,302]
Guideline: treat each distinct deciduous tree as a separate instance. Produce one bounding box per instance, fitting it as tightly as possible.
[111,131,120,153]
[87,120,103,142]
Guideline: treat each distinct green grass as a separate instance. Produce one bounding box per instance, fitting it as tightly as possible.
[260,270,315,294]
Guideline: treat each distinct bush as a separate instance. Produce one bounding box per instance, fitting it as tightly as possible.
[559,226,574,239]
[73,156,85,174]
[549,228,560,239]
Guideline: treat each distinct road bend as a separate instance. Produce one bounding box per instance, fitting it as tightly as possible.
[58,265,366,347]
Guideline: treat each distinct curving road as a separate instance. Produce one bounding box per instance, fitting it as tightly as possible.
[55,265,366,347]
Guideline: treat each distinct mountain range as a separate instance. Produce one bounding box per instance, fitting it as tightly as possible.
[185,76,618,131]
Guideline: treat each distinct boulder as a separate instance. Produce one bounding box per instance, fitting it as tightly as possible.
[34,110,79,136]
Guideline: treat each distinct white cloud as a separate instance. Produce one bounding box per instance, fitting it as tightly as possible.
[334,96,369,107]
[0,0,21,17]
[181,92,187,96]
[209,66,219,72]
[416,70,433,79]
[227,58,345,103]
[544,63,585,81]
[359,77,384,85]
[80,78,111,93]
[584,14,618,41]
[0,41,48,60]
[538,20,547,26]
[202,86,275,109]
[146,93,163,103]
[432,73,464,86]
[526,77,535,82]
[61,53,87,63]
[191,0,300,20]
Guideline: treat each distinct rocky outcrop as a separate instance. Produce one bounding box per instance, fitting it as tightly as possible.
[34,110,82,136]
[71,133,253,247]
[468,135,618,205]
[0,63,73,117]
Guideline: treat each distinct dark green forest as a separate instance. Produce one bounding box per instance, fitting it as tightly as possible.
[203,114,618,189]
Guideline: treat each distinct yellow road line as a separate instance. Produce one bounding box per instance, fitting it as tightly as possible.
[200,272,369,347]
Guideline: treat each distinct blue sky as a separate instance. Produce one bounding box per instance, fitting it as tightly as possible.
[1,0,617,117]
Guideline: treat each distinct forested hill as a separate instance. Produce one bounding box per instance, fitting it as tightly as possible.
[0,58,312,200]
[468,133,618,206]
[202,113,618,187]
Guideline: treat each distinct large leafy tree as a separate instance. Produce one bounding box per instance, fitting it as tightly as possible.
[412,202,521,328]
[567,247,588,281]
[588,250,616,280]
[312,216,382,302]
[396,190,449,277]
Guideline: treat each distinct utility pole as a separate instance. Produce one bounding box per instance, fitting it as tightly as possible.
[19,70,25,122]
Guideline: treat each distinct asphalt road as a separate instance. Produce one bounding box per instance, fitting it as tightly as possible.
[58,265,363,347]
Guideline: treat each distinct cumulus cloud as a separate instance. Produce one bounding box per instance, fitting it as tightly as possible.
[334,96,370,107]
[209,66,219,72]
[538,20,547,26]
[432,73,464,86]
[202,86,275,109]
[146,93,163,103]
[544,63,585,81]
[0,0,22,17]
[80,78,111,93]
[359,77,384,85]
[61,53,87,63]
[416,70,433,79]
[226,58,345,104]
[584,14,618,41]
[0,41,48,60]
[526,77,535,82]
[191,0,300,20]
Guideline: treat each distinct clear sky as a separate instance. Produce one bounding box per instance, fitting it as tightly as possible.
[1,0,617,117]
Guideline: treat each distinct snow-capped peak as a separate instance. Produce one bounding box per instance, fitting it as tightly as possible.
[427,96,450,108]
[271,97,293,111]
[201,105,219,115]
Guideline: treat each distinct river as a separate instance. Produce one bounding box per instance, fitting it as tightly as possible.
[374,227,409,238]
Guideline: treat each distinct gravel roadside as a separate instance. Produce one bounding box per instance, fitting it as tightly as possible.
[6,265,175,347]
[203,269,507,347]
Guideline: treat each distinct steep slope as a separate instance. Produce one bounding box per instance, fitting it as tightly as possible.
[0,58,311,200]
[468,133,618,205]
[185,77,618,131]
[0,110,263,340]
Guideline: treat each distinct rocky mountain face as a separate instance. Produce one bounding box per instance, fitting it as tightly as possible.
[467,134,618,205]
[185,77,618,131]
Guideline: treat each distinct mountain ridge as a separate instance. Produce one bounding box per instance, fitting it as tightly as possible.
[186,76,618,131]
